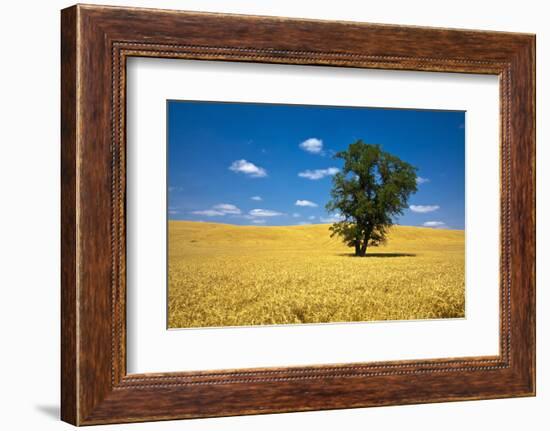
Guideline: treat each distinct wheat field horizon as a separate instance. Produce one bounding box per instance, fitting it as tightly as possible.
[169,219,464,231]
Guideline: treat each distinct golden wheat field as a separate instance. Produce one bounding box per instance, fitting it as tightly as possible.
[168,221,465,328]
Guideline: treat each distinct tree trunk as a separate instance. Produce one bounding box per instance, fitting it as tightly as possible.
[354,241,361,256]
[357,230,371,257]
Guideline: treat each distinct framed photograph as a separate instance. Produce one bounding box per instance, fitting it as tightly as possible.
[61,4,535,425]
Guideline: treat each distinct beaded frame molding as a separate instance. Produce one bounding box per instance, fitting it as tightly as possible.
[61,4,535,425]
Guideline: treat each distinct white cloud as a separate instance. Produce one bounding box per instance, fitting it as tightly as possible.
[292,213,301,218]
[191,209,225,217]
[192,203,241,217]
[298,221,312,225]
[320,213,344,223]
[249,209,283,217]
[168,210,178,215]
[212,203,241,215]
[251,196,262,201]
[295,199,318,207]
[308,216,316,220]
[410,204,440,213]
[229,159,267,178]
[416,176,430,185]
[299,138,323,154]
[423,221,446,228]
[298,167,339,180]
[251,219,266,224]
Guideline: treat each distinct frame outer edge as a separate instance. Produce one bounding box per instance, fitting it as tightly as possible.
[531,34,536,396]
[61,4,79,426]
[523,34,536,395]
[507,35,536,396]
[526,35,536,395]
[60,4,536,425]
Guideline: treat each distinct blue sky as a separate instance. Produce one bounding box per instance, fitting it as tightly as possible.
[167,100,465,229]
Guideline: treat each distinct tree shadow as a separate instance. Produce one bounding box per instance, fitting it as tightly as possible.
[336,252,416,258]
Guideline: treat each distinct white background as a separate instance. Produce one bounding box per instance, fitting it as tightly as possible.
[0,0,547,430]
[127,59,499,373]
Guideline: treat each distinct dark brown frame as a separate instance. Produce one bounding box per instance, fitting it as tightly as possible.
[61,4,536,426]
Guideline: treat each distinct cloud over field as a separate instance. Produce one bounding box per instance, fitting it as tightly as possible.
[192,203,241,217]
[320,213,344,223]
[295,199,318,207]
[212,204,241,214]
[249,209,284,217]
[416,176,430,185]
[298,167,339,180]
[191,209,225,217]
[410,204,440,213]
[229,159,267,178]
[299,138,323,154]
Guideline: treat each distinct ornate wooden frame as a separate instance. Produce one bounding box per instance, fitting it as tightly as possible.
[61,4,535,425]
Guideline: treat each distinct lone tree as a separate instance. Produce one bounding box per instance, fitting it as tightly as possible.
[326,140,417,257]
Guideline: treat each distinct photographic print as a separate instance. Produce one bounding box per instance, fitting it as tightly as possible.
[167,101,465,329]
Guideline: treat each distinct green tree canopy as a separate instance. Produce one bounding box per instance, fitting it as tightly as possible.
[326,140,418,256]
